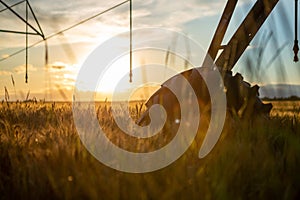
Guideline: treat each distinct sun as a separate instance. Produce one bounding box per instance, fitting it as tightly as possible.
[96,54,134,93]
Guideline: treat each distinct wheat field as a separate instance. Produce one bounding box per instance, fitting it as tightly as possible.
[0,100,300,199]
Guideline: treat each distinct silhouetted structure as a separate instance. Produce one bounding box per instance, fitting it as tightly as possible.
[138,0,282,126]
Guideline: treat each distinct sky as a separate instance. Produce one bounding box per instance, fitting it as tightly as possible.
[0,0,299,101]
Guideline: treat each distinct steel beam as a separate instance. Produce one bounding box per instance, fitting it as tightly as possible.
[215,0,279,71]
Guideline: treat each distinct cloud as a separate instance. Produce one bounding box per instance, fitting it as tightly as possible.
[47,61,78,72]
[14,65,37,74]
[96,0,225,29]
[0,0,227,48]
[1,54,9,59]
[45,61,78,90]
[49,61,67,70]
[0,70,11,76]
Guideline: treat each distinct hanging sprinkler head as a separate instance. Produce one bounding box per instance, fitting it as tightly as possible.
[294,40,299,62]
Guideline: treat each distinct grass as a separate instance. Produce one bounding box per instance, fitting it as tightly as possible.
[0,101,300,199]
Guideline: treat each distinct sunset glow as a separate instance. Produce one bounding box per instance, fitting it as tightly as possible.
[0,0,299,101]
